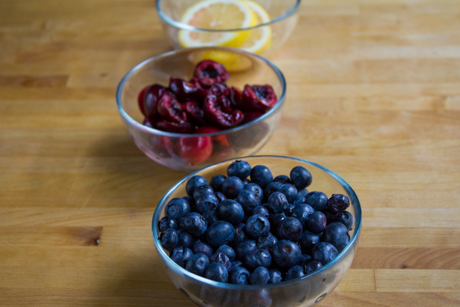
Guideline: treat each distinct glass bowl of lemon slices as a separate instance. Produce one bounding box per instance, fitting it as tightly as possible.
[156,0,301,56]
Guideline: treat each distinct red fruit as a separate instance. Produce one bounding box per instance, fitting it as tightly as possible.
[242,84,278,112]
[242,111,264,124]
[230,86,243,109]
[207,83,231,96]
[150,135,176,157]
[203,95,244,129]
[169,77,207,102]
[195,126,230,147]
[157,91,188,123]
[142,118,154,128]
[177,136,213,165]
[185,101,206,126]
[138,86,149,117]
[194,60,230,88]
[143,84,166,122]
[157,120,194,133]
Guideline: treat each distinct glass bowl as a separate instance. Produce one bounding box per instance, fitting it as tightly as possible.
[155,0,301,57]
[152,155,362,307]
[116,47,286,172]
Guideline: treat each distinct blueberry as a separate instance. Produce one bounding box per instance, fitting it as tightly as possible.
[263,181,282,202]
[217,199,245,225]
[273,175,291,184]
[305,191,328,211]
[292,195,306,205]
[177,231,195,249]
[311,242,338,265]
[245,215,270,239]
[245,249,272,270]
[159,228,178,252]
[277,217,303,242]
[289,166,312,190]
[215,191,227,203]
[227,160,251,180]
[186,175,208,196]
[209,251,232,270]
[202,211,219,226]
[165,198,191,220]
[205,262,228,282]
[323,210,339,224]
[193,185,215,201]
[231,260,244,268]
[299,230,320,254]
[268,269,282,283]
[249,266,270,285]
[244,183,264,203]
[228,266,250,285]
[230,223,246,247]
[326,194,350,214]
[297,254,312,266]
[221,176,244,199]
[268,212,286,230]
[284,203,296,216]
[192,241,213,257]
[291,204,315,226]
[305,260,322,275]
[183,195,196,210]
[251,205,269,218]
[272,240,302,269]
[210,175,227,192]
[323,222,350,252]
[236,190,261,213]
[278,184,298,203]
[297,188,309,198]
[333,211,354,230]
[196,193,219,213]
[307,211,327,234]
[206,221,235,247]
[185,253,210,276]
[250,165,273,189]
[243,178,251,185]
[171,246,193,267]
[216,245,236,262]
[183,212,207,237]
[256,232,278,252]
[286,265,306,280]
[235,240,257,261]
[268,192,289,213]
[158,217,177,233]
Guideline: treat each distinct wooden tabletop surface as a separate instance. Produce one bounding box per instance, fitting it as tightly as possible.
[2,0,460,306]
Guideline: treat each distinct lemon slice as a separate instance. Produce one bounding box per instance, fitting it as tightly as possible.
[238,0,272,54]
[178,0,256,48]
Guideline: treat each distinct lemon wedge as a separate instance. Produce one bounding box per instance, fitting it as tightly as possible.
[237,0,272,54]
[178,0,256,48]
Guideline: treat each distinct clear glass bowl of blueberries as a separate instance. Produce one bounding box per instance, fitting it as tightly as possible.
[152,155,362,307]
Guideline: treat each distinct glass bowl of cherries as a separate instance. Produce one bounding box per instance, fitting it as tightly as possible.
[152,155,362,307]
[116,47,286,172]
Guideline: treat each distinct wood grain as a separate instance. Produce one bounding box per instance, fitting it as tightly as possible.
[1,0,460,306]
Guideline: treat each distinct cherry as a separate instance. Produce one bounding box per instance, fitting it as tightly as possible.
[138,86,148,117]
[203,95,245,129]
[194,60,230,88]
[242,112,264,125]
[195,126,230,147]
[230,86,243,109]
[169,77,206,102]
[177,136,213,165]
[185,101,206,126]
[143,118,154,128]
[157,91,188,123]
[143,84,166,122]
[157,120,194,133]
[242,85,277,112]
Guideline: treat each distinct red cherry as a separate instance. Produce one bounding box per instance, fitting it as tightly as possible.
[157,91,187,123]
[157,120,194,133]
[194,60,230,88]
[195,126,230,147]
[203,95,245,128]
[242,84,278,112]
[242,111,264,124]
[144,84,166,122]
[177,136,213,165]
[138,86,149,117]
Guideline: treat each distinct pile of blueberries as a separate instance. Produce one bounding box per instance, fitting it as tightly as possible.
[158,160,353,285]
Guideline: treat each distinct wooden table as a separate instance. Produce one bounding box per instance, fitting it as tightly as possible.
[1,0,460,306]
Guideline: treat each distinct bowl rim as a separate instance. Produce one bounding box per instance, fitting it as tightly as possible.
[155,0,302,32]
[152,155,362,290]
[115,47,286,138]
